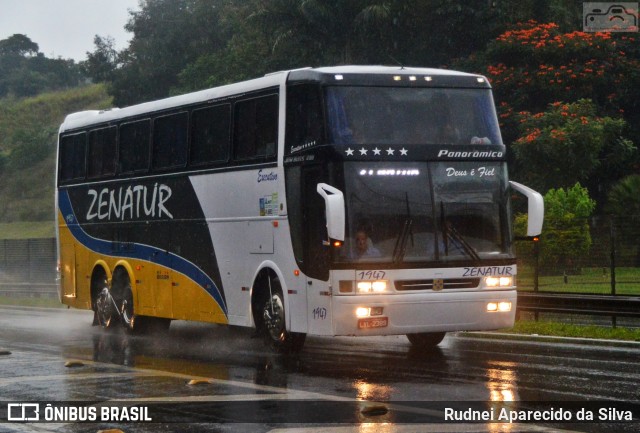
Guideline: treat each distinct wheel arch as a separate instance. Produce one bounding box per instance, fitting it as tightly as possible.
[250,261,288,329]
[90,260,112,309]
[112,260,138,307]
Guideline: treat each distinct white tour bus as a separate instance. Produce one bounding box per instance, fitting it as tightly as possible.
[56,66,543,352]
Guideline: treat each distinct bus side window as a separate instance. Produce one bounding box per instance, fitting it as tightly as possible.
[87,126,117,178]
[286,84,324,154]
[59,132,87,182]
[153,112,188,170]
[234,94,278,160]
[190,104,231,166]
[119,119,150,175]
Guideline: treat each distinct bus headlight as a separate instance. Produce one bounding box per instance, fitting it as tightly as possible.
[485,276,513,288]
[487,301,512,312]
[356,307,371,318]
[357,280,388,294]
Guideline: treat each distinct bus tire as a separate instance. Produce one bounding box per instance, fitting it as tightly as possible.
[121,284,135,332]
[91,270,113,328]
[95,286,115,328]
[111,267,139,334]
[406,332,446,350]
[260,277,306,353]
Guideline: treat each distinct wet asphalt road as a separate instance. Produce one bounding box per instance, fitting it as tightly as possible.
[0,305,638,432]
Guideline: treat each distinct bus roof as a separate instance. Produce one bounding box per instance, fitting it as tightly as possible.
[60,65,489,133]
[60,71,288,133]
[302,65,478,76]
[287,65,490,88]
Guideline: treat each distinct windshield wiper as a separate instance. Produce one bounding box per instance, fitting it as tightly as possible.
[440,202,480,261]
[392,192,414,263]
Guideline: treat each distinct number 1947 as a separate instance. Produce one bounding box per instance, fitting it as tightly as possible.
[358,270,386,280]
[313,307,327,320]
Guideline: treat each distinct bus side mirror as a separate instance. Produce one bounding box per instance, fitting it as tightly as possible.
[317,183,345,244]
[510,181,544,237]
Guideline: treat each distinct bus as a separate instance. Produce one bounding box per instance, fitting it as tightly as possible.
[56,66,543,352]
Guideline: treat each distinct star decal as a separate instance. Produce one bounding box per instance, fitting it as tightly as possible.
[345,146,406,157]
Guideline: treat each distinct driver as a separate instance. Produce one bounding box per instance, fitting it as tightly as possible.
[354,229,381,259]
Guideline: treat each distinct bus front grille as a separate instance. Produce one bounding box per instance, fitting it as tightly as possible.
[395,278,481,291]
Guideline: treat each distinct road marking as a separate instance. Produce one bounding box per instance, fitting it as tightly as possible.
[0,348,592,432]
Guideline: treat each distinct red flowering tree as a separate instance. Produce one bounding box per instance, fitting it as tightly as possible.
[457,21,639,199]
[482,21,640,116]
[511,99,633,193]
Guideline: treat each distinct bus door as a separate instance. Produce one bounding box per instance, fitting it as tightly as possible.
[301,164,333,335]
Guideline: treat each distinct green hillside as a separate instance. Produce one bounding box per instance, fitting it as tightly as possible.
[0,84,112,238]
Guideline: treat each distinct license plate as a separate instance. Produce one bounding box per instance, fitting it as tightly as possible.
[358,317,388,329]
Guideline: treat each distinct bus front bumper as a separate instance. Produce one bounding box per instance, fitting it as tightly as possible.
[331,290,517,336]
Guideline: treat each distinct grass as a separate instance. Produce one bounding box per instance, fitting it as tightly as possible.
[517,266,640,295]
[501,320,640,342]
[0,296,64,308]
[0,221,55,239]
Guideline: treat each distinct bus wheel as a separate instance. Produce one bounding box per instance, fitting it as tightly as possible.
[111,268,136,332]
[95,287,115,328]
[261,278,306,353]
[120,283,135,332]
[406,332,446,350]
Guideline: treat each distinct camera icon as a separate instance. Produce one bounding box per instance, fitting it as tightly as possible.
[584,2,638,32]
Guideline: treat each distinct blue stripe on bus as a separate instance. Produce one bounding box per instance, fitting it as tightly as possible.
[58,190,228,316]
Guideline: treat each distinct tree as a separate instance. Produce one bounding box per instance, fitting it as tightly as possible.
[248,0,507,67]
[83,36,120,83]
[100,0,527,102]
[479,21,640,112]
[460,20,640,212]
[460,20,640,145]
[0,34,84,98]
[7,126,57,169]
[0,34,39,57]
[511,99,635,196]
[540,183,596,272]
[175,1,273,92]
[606,175,640,221]
[0,35,41,97]
[2,69,49,97]
[250,0,397,64]
[605,175,640,265]
[106,0,236,106]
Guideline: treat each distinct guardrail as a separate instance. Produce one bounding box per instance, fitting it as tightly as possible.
[0,283,58,298]
[517,291,640,327]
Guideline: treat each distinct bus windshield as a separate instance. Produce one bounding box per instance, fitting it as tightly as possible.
[326,86,502,146]
[337,161,512,264]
